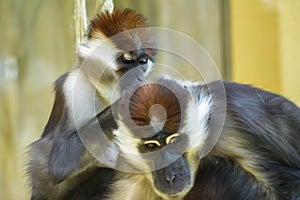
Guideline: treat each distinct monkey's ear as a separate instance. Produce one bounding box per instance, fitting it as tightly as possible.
[49,133,85,184]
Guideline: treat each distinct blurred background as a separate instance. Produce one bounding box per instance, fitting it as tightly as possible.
[0,0,299,199]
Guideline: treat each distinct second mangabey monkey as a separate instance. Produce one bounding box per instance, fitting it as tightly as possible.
[109,78,300,200]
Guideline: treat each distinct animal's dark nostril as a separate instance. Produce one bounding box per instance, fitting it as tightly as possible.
[165,174,176,185]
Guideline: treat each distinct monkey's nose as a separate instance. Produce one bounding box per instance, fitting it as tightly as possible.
[165,173,176,185]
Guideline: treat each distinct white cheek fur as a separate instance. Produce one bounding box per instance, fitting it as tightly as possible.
[113,120,150,171]
[77,39,120,70]
[183,95,211,149]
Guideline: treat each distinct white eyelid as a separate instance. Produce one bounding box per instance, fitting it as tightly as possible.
[123,52,133,61]
[166,133,180,144]
[144,140,161,147]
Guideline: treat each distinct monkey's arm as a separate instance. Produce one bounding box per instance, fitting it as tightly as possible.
[28,103,118,199]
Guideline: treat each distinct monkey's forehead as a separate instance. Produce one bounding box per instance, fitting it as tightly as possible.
[89,8,148,38]
[117,79,190,138]
[88,8,156,53]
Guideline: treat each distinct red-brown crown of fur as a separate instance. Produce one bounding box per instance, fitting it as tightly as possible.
[124,80,190,134]
[88,8,148,39]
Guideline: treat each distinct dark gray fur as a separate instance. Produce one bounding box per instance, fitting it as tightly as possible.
[185,81,300,199]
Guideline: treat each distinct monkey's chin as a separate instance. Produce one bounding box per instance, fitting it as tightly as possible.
[154,185,191,200]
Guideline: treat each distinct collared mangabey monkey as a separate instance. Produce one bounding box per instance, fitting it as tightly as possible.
[27,8,156,200]
[110,78,300,200]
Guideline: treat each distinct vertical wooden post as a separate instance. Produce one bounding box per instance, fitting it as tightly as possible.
[74,0,87,47]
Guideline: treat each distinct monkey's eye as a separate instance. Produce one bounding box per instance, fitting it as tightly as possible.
[166,133,180,144]
[138,56,148,64]
[122,52,134,64]
[144,140,161,150]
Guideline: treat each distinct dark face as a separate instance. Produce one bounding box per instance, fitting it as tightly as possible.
[116,48,155,73]
[139,132,192,197]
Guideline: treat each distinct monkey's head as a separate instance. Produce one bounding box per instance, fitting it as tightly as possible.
[78,8,156,85]
[114,78,212,198]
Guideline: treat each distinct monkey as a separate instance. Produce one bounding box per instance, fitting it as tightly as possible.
[27,8,156,200]
[107,77,300,200]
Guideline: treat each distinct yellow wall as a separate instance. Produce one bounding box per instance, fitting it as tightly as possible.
[278,0,300,105]
[230,0,300,105]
